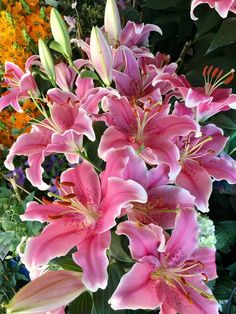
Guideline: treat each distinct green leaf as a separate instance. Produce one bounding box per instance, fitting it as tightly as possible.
[53,256,82,272]
[49,41,65,55]
[215,221,236,253]
[80,70,100,81]
[207,18,236,53]
[93,263,125,314]
[143,0,183,9]
[214,276,235,301]
[109,232,133,263]
[45,0,58,6]
[210,113,236,130]
[69,291,93,314]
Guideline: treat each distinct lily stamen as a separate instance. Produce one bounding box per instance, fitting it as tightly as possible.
[203,65,235,95]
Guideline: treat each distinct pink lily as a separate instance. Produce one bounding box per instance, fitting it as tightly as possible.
[113,46,167,104]
[0,62,39,112]
[21,161,147,291]
[4,100,95,190]
[98,95,198,180]
[109,209,218,313]
[175,123,236,212]
[153,66,236,122]
[191,0,236,20]
[101,147,195,229]
[7,270,85,314]
[120,21,162,48]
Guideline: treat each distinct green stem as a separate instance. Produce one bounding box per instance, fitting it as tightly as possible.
[78,151,102,173]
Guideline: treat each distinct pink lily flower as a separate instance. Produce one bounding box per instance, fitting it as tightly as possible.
[0,62,39,112]
[153,66,236,122]
[191,0,236,20]
[7,270,85,314]
[109,209,218,313]
[120,21,162,48]
[98,95,198,180]
[101,147,195,229]
[4,100,95,190]
[113,46,168,104]
[175,123,236,212]
[20,161,147,291]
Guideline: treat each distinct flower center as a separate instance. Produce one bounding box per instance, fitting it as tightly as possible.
[46,180,99,225]
[202,65,235,96]
[130,100,161,147]
[179,134,214,163]
[152,260,215,302]
[2,70,20,88]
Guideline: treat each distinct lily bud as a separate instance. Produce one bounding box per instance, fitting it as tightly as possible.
[104,0,121,46]
[7,270,85,314]
[38,39,56,84]
[50,8,72,60]
[90,26,113,86]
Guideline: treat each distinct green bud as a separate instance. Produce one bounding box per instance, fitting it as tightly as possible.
[38,39,56,84]
[50,8,72,60]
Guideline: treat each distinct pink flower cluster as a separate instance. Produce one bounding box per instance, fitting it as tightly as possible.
[3,1,236,313]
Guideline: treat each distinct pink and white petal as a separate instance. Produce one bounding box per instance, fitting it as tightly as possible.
[165,279,218,314]
[141,140,181,180]
[5,61,24,79]
[73,231,110,292]
[141,186,195,229]
[106,96,137,131]
[46,131,82,163]
[197,124,227,161]
[0,89,22,112]
[176,160,212,212]
[146,115,198,140]
[191,247,217,280]
[109,257,163,310]
[204,156,236,184]
[185,88,212,108]
[148,164,170,188]
[60,161,102,207]
[4,125,52,170]
[80,87,119,114]
[139,23,163,42]
[172,101,193,118]
[98,127,130,161]
[50,102,77,131]
[19,72,39,96]
[72,108,96,141]
[190,0,216,20]
[116,221,165,259]
[121,46,141,82]
[215,0,234,17]
[23,221,88,269]
[96,177,147,233]
[26,152,50,190]
[103,146,149,186]
[100,147,131,193]
[47,88,79,106]
[21,201,72,223]
[160,303,176,314]
[75,77,94,99]
[165,208,199,267]
[113,70,137,97]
